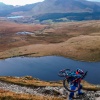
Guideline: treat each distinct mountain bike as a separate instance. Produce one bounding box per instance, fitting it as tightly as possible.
[58,69,88,92]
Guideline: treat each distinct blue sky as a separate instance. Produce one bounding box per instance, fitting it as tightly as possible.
[0,0,99,6]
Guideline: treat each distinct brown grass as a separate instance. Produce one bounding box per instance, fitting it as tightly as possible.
[0,76,99,91]
[0,76,99,100]
[0,35,100,61]
[0,76,62,87]
[0,20,47,51]
[0,89,64,100]
[0,20,100,61]
[0,77,64,100]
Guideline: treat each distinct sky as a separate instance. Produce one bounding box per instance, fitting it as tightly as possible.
[0,0,100,6]
[88,0,100,2]
[0,0,44,6]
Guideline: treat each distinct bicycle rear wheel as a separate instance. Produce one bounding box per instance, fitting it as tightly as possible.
[63,78,80,92]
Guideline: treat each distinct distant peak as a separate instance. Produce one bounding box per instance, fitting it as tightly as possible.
[0,2,5,4]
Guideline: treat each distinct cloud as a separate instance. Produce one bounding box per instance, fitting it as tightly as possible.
[0,0,44,5]
[87,0,100,2]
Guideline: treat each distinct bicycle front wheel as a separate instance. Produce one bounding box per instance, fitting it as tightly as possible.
[63,78,80,92]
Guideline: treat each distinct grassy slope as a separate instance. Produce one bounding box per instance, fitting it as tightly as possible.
[0,76,63,100]
[0,89,63,100]
[0,20,100,61]
[0,76,99,91]
[0,76,62,87]
[0,76,99,100]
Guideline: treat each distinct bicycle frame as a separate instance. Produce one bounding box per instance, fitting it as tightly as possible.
[58,69,88,92]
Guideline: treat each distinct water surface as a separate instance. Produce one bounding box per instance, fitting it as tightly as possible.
[0,56,100,84]
[7,16,24,19]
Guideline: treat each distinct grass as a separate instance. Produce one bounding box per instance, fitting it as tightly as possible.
[0,76,99,91]
[0,76,64,100]
[0,89,64,100]
[0,76,62,87]
[0,35,100,61]
[0,20,100,61]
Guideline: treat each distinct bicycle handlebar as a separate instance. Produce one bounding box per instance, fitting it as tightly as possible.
[81,71,88,79]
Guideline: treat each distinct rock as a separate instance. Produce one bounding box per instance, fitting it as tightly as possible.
[0,80,100,99]
[23,76,33,80]
[16,31,34,35]
[59,88,68,95]
[95,93,100,97]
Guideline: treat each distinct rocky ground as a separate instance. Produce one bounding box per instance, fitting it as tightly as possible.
[0,80,100,100]
[0,80,67,97]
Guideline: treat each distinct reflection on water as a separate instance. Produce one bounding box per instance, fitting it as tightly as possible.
[0,56,100,84]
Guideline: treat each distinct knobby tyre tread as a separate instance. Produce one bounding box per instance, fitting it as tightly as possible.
[63,78,80,92]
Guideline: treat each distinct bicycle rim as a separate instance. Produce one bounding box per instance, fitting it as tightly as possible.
[63,78,80,92]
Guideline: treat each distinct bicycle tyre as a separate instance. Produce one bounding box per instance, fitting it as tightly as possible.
[63,78,80,92]
[58,69,70,77]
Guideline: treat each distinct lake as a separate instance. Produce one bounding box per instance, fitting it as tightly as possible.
[7,16,24,19]
[0,56,100,84]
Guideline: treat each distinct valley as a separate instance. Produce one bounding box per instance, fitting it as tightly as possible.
[0,0,100,99]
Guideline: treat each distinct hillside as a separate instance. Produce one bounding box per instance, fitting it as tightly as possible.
[30,0,100,15]
[0,20,100,61]
[0,2,14,16]
[0,76,99,100]
[0,2,38,17]
[0,0,100,18]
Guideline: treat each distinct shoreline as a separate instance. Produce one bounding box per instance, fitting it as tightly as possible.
[2,55,100,62]
[0,21,100,62]
[0,44,100,62]
[0,52,100,62]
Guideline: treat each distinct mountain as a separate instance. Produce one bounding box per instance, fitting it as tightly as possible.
[0,2,14,10]
[0,2,14,16]
[0,0,100,21]
[13,3,38,12]
[0,2,38,17]
[30,0,100,15]
[29,0,100,22]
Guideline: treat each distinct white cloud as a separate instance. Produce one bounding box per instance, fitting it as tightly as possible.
[0,0,44,5]
[0,0,100,6]
[87,0,100,1]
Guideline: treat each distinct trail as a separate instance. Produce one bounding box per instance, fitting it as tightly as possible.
[0,80,67,97]
[0,81,100,100]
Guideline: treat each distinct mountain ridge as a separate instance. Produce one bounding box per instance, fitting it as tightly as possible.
[0,0,100,20]
[29,0,100,16]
